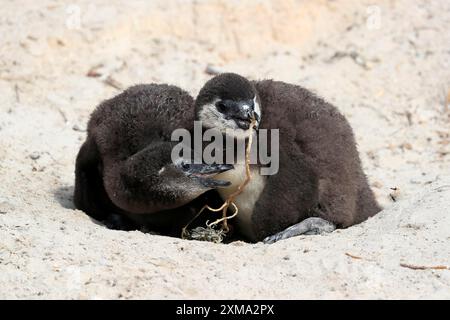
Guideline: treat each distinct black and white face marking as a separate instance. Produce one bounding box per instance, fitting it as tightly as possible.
[198,96,261,138]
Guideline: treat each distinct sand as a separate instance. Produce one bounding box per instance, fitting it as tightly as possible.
[0,0,449,299]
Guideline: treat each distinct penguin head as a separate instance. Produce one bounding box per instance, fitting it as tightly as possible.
[195,73,261,138]
[156,157,233,205]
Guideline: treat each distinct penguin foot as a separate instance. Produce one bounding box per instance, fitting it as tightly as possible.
[263,217,336,244]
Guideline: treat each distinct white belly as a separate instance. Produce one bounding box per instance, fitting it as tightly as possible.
[215,164,266,239]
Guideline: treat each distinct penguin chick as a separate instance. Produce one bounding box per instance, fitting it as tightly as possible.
[195,73,381,243]
[74,84,232,234]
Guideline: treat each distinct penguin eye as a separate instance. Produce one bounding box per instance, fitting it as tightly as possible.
[181,162,189,170]
[216,101,227,113]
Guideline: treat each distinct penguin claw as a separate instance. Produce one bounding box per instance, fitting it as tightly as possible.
[263,217,336,244]
[263,234,281,244]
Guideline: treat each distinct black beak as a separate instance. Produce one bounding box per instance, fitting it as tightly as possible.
[235,100,259,129]
[180,163,234,188]
[183,163,233,176]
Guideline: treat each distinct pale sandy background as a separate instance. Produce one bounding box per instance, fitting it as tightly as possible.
[0,0,449,299]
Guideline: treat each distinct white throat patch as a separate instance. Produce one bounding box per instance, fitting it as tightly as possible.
[198,99,235,129]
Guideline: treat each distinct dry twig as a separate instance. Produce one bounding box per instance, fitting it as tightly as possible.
[345,252,363,260]
[182,119,257,241]
[103,76,123,90]
[400,263,449,270]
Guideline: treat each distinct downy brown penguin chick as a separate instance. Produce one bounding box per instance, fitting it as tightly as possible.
[195,73,381,243]
[74,84,232,235]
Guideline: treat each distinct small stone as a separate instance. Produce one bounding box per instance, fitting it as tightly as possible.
[29,152,40,160]
[72,124,86,132]
[205,64,224,76]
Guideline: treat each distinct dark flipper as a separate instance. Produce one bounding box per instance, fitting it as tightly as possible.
[74,138,107,221]
[251,148,320,242]
[74,138,137,230]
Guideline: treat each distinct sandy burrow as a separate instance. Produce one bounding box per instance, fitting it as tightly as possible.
[0,0,449,299]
